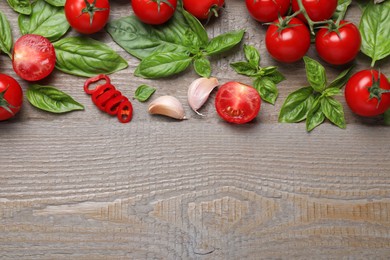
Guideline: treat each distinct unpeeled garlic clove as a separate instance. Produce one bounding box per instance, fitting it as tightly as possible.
[148,95,186,120]
[188,77,219,116]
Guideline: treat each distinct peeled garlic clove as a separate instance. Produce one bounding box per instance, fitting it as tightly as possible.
[148,95,186,120]
[188,77,219,116]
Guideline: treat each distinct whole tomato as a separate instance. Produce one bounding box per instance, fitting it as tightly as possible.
[292,0,337,22]
[183,0,224,20]
[246,0,291,23]
[345,70,390,117]
[132,0,177,25]
[315,21,361,65]
[0,74,23,121]
[265,17,311,63]
[65,0,110,34]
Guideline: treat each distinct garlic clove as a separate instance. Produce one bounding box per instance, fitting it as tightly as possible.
[188,77,219,116]
[148,95,186,120]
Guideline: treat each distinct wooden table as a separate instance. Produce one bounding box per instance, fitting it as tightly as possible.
[1,0,389,258]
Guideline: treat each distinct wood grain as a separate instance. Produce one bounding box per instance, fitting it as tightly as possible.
[1,0,390,259]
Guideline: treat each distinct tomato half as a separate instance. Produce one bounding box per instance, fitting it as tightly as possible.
[12,34,56,81]
[345,70,390,117]
[65,0,110,34]
[246,0,290,23]
[132,0,177,25]
[315,21,361,65]
[265,17,311,63]
[183,0,224,20]
[0,74,23,121]
[215,81,261,124]
[292,0,337,23]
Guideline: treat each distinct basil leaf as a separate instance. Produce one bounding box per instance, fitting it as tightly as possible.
[359,1,390,67]
[53,37,128,77]
[135,52,192,79]
[134,85,156,102]
[332,0,352,20]
[182,29,202,52]
[279,86,315,123]
[182,10,208,46]
[0,11,12,57]
[6,0,31,15]
[44,0,65,7]
[27,84,84,113]
[254,77,278,105]
[261,66,278,76]
[18,0,69,42]
[265,70,286,84]
[205,30,245,56]
[244,44,260,68]
[303,56,327,92]
[327,66,353,89]
[194,56,211,78]
[323,87,341,97]
[384,109,390,126]
[306,96,325,132]
[230,61,259,77]
[321,96,346,129]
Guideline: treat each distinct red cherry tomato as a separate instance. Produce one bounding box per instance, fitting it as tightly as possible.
[245,0,290,23]
[0,74,23,121]
[292,0,337,23]
[265,17,311,63]
[132,0,177,25]
[12,34,56,81]
[215,81,261,124]
[65,0,110,34]
[183,0,224,20]
[315,21,361,65]
[345,70,390,117]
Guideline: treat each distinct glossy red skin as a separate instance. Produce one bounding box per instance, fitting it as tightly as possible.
[246,0,291,23]
[345,70,390,117]
[265,17,310,63]
[65,0,110,34]
[315,21,361,65]
[292,0,337,22]
[0,74,23,121]
[183,0,224,20]
[132,0,177,25]
[12,34,56,81]
[215,81,261,124]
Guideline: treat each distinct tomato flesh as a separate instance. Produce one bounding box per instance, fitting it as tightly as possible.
[132,0,177,25]
[246,0,290,23]
[0,73,23,121]
[215,81,261,124]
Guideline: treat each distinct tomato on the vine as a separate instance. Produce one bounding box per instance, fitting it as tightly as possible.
[132,0,177,25]
[292,0,338,23]
[315,21,361,65]
[65,0,110,34]
[12,34,56,81]
[215,81,261,124]
[0,74,23,121]
[265,17,311,63]
[345,70,390,117]
[245,0,290,23]
[183,0,224,20]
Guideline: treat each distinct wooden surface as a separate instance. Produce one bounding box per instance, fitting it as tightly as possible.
[1,0,390,259]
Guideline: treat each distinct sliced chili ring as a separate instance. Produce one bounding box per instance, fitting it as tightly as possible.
[117,99,133,123]
[84,74,111,95]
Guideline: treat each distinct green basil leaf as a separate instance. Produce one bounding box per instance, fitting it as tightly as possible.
[359,1,390,67]
[384,109,390,126]
[44,0,65,7]
[135,52,192,79]
[279,86,315,123]
[322,87,341,97]
[134,84,156,102]
[182,29,202,52]
[321,96,346,129]
[306,96,325,132]
[244,44,260,68]
[230,61,259,77]
[205,30,245,56]
[261,66,278,76]
[303,56,327,92]
[27,84,84,113]
[194,56,211,78]
[182,9,208,46]
[6,0,31,15]
[265,70,286,84]
[0,11,12,57]
[332,0,352,20]
[254,77,278,105]
[18,0,69,42]
[327,66,353,89]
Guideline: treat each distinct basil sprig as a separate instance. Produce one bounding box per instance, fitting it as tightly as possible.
[0,11,13,58]
[279,57,353,132]
[230,45,285,104]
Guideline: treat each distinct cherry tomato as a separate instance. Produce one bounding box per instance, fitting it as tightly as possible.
[292,0,337,23]
[183,0,224,20]
[265,17,311,63]
[12,34,56,81]
[65,0,110,34]
[132,0,177,25]
[245,0,290,23]
[215,81,261,124]
[345,70,390,117]
[315,21,361,65]
[0,74,23,121]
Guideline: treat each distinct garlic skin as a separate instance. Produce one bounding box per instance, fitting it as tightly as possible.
[148,95,186,120]
[188,77,219,116]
